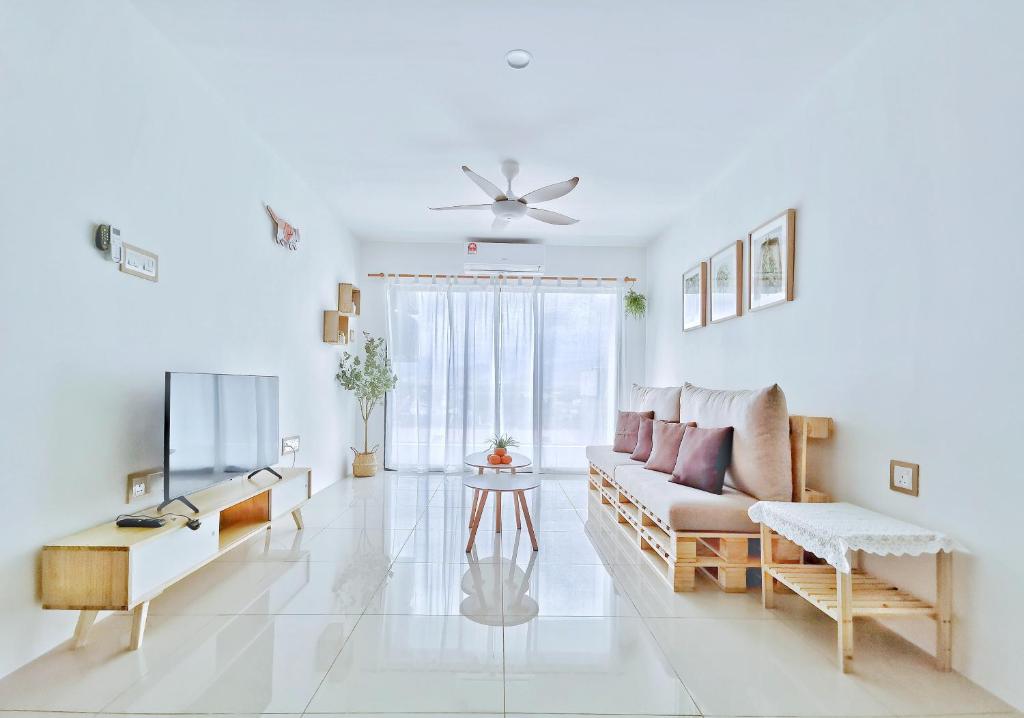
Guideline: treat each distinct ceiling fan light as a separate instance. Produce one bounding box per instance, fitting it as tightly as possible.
[505,49,532,69]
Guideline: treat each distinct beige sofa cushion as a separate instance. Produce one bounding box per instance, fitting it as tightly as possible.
[630,384,682,421]
[615,465,758,532]
[680,383,792,501]
[585,445,641,478]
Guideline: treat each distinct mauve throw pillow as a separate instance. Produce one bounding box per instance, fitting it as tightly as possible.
[612,410,655,453]
[630,417,656,461]
[644,420,688,473]
[669,426,735,494]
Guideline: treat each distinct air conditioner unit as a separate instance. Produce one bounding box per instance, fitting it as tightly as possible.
[464,242,545,275]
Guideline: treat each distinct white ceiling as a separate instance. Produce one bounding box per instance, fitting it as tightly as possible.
[133,0,895,246]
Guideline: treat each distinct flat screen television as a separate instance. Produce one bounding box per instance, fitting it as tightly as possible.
[163,372,279,510]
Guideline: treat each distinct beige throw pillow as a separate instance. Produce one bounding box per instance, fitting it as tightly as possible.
[680,383,792,501]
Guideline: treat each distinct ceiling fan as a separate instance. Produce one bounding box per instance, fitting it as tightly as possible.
[430,160,579,230]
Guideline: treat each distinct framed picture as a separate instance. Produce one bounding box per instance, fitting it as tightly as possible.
[748,208,795,311]
[682,261,707,332]
[709,240,743,323]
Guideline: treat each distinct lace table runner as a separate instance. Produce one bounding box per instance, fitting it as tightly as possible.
[748,501,954,572]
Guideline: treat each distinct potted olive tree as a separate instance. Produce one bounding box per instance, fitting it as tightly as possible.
[336,332,398,477]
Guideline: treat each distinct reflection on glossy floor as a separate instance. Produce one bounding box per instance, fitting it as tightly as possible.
[0,473,1017,717]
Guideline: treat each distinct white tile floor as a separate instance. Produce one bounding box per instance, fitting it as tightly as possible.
[0,473,1017,718]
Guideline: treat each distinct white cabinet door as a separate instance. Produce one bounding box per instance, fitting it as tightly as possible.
[129,521,218,603]
[270,473,309,519]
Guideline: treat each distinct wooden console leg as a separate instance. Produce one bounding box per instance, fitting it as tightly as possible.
[72,609,98,649]
[760,524,775,608]
[291,507,304,530]
[936,550,952,671]
[130,601,149,651]
[836,570,854,672]
[672,537,697,592]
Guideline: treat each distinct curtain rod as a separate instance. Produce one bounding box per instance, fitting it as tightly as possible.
[367,272,638,282]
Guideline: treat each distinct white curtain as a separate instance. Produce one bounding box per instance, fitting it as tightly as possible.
[385,277,622,472]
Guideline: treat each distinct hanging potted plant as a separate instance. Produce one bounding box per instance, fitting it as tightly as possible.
[336,332,398,477]
[624,287,647,319]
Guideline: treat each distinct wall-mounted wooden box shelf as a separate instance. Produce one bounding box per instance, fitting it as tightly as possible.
[323,283,360,344]
[338,283,361,316]
[323,311,352,344]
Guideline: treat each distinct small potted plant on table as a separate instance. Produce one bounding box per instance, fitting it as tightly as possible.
[336,331,398,477]
[486,433,519,466]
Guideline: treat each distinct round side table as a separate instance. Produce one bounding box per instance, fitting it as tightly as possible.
[462,471,540,553]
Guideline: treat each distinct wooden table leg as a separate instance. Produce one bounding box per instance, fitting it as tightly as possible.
[760,523,775,609]
[130,601,150,650]
[495,492,502,533]
[514,491,522,529]
[836,569,854,672]
[291,507,304,530]
[518,490,538,551]
[72,609,97,649]
[466,490,489,552]
[469,488,481,528]
[936,550,952,671]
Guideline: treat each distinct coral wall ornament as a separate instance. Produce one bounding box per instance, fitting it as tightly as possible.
[265,204,301,251]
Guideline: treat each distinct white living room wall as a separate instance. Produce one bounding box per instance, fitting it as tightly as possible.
[644,1,1023,709]
[0,1,358,679]
[356,240,647,464]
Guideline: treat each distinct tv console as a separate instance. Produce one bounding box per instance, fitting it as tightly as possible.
[41,466,312,651]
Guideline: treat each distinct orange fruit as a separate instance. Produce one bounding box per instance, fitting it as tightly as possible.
[487,454,501,465]
[501,455,512,464]
[495,447,508,457]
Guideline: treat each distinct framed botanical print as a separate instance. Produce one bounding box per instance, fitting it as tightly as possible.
[709,240,743,323]
[748,208,796,311]
[682,261,707,332]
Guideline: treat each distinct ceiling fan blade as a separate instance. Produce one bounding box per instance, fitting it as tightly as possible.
[518,177,579,204]
[526,207,579,225]
[491,217,510,231]
[428,204,493,211]
[462,165,507,201]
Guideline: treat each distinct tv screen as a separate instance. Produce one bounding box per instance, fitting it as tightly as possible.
[164,372,279,503]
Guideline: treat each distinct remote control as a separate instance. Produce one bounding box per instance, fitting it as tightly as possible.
[116,517,166,528]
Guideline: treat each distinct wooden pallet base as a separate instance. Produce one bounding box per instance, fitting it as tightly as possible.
[588,463,800,592]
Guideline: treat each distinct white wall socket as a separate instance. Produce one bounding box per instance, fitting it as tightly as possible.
[889,460,919,496]
[282,435,300,455]
[126,469,158,503]
[893,466,914,490]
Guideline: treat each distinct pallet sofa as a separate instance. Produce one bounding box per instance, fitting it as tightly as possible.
[587,382,832,592]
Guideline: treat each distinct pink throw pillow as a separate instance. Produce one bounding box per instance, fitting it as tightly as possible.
[669,426,734,494]
[644,420,692,473]
[613,410,655,453]
[630,417,655,461]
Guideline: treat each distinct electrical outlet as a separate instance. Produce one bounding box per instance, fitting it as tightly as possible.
[889,460,919,496]
[282,435,300,455]
[125,468,159,503]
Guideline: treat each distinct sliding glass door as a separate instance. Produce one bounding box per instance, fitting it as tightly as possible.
[385,279,620,472]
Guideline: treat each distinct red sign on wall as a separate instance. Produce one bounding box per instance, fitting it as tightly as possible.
[466,241,478,255]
